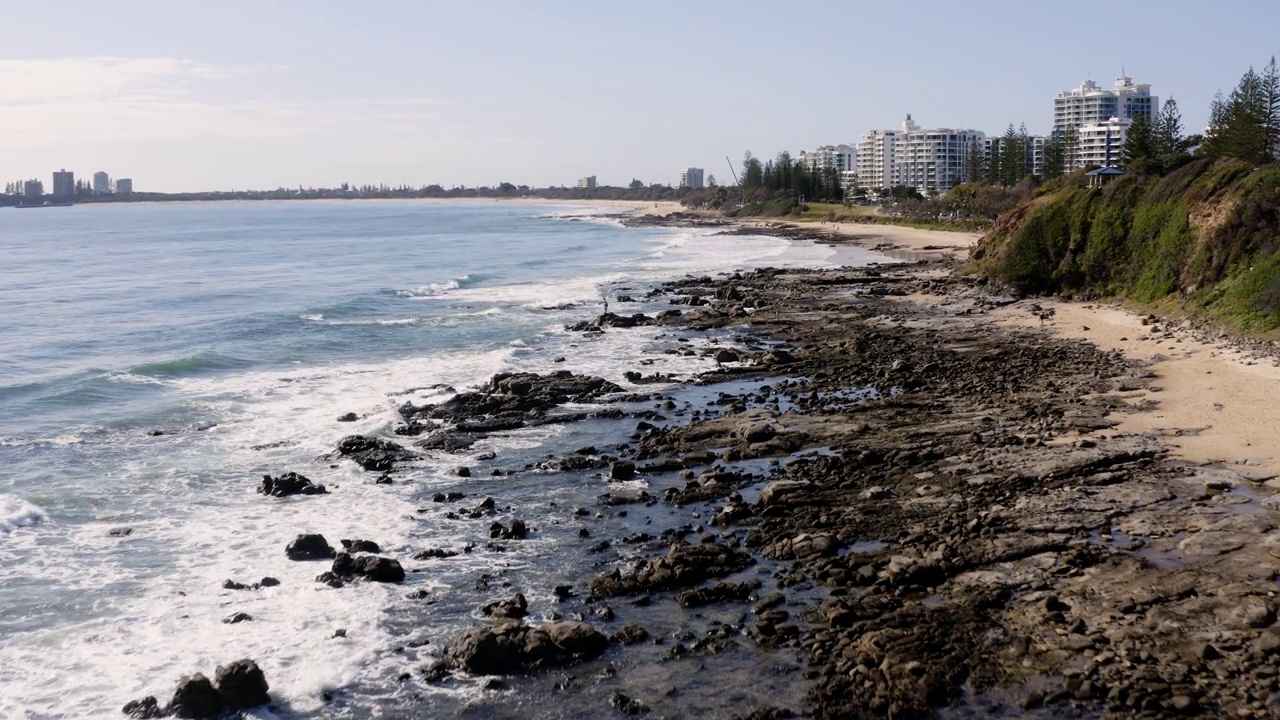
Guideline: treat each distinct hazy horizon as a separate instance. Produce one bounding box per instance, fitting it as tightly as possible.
[2,0,1276,192]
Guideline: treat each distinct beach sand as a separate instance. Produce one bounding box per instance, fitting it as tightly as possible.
[991,299,1280,479]
[797,221,1280,479]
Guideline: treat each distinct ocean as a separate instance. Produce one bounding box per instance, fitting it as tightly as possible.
[0,200,886,718]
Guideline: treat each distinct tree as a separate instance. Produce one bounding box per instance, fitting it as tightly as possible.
[965,141,986,184]
[1122,114,1156,169]
[1263,56,1280,158]
[1061,126,1080,172]
[1204,66,1270,163]
[1042,136,1066,180]
[998,124,1026,186]
[707,174,717,187]
[628,179,643,190]
[1151,97,1194,169]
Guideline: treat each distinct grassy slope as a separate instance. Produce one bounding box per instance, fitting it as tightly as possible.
[972,158,1280,338]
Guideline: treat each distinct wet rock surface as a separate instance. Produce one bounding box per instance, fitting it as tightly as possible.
[441,620,609,675]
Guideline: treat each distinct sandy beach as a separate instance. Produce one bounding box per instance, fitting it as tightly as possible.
[776,219,1280,479]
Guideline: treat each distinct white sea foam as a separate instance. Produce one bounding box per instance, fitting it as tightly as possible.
[0,495,45,533]
[0,217,890,718]
[396,272,487,298]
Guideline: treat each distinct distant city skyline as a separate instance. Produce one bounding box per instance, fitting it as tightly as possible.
[1,0,1275,192]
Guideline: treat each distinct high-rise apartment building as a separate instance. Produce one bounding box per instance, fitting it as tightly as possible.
[1054,74,1157,169]
[23,179,43,198]
[93,171,111,194]
[891,115,986,196]
[52,169,75,197]
[1077,117,1130,168]
[985,134,1049,179]
[797,145,856,174]
[679,167,704,189]
[115,178,134,194]
[855,129,899,192]
[576,176,597,190]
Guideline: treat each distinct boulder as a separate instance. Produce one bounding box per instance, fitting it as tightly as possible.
[610,460,637,481]
[121,696,163,719]
[327,553,406,583]
[589,543,755,597]
[167,673,221,719]
[714,349,740,364]
[337,435,415,472]
[490,519,529,540]
[258,472,327,497]
[340,538,381,554]
[337,412,358,422]
[758,480,812,507]
[442,620,608,675]
[741,422,777,444]
[214,659,270,711]
[285,534,336,561]
[482,593,529,620]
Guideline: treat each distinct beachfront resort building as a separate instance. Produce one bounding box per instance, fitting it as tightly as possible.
[855,129,898,194]
[797,145,857,174]
[1077,117,1131,168]
[93,172,111,194]
[984,134,1049,179]
[52,169,75,197]
[116,178,134,194]
[856,116,984,196]
[576,176,597,190]
[1054,74,1157,168]
[679,167,704,189]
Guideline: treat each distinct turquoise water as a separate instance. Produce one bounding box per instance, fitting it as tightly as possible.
[0,200,879,718]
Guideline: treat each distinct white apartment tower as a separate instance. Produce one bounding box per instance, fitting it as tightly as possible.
[797,145,856,174]
[1077,117,1131,168]
[93,171,111,194]
[891,115,986,196]
[1054,74,1157,169]
[855,129,898,192]
[679,167,704,189]
[576,176,597,190]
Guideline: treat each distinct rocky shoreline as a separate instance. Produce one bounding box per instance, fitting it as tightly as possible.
[130,225,1280,719]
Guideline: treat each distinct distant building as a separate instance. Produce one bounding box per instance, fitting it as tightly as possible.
[796,145,857,175]
[93,171,111,194]
[115,178,134,194]
[985,134,1049,179]
[678,167,704,189]
[576,176,597,190]
[52,169,75,197]
[1054,74,1157,168]
[24,179,43,198]
[892,116,986,196]
[855,129,899,193]
[1078,117,1130,168]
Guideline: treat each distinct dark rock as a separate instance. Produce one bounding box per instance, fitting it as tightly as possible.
[714,349,740,364]
[611,691,651,715]
[286,534,335,561]
[328,552,405,583]
[455,466,472,477]
[213,659,270,711]
[122,696,163,719]
[223,612,253,624]
[340,538,381,554]
[612,624,650,645]
[610,461,637,481]
[483,593,529,620]
[432,491,466,503]
[258,577,280,587]
[490,519,529,540]
[337,412,358,422]
[677,580,762,608]
[590,543,755,597]
[337,435,415,472]
[168,673,221,719]
[413,548,460,560]
[417,432,477,452]
[258,472,328,498]
[442,620,608,675]
[109,527,133,537]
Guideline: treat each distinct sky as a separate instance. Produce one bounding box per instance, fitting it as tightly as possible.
[1,0,1276,192]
